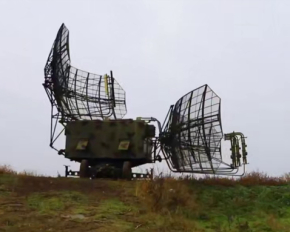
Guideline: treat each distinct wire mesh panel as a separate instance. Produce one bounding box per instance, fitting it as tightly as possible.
[44,23,127,121]
[161,85,223,173]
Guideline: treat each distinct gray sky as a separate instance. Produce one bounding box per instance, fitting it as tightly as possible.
[0,0,289,177]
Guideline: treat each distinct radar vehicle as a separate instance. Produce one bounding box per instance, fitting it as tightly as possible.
[43,24,248,179]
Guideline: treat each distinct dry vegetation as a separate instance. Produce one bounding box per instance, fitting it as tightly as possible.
[1,165,290,232]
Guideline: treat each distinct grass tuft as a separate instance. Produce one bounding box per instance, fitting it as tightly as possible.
[0,165,17,175]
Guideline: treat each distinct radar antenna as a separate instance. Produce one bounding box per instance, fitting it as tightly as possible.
[158,84,248,176]
[43,23,127,151]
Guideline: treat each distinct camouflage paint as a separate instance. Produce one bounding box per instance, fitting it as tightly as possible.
[64,118,155,163]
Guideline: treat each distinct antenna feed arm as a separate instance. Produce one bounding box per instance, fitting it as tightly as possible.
[224,131,248,167]
[138,117,162,134]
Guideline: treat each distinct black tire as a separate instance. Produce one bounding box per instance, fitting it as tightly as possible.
[122,161,132,180]
[79,160,90,178]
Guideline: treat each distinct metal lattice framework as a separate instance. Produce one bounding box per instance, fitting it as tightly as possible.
[160,84,240,174]
[43,23,127,151]
[44,23,127,122]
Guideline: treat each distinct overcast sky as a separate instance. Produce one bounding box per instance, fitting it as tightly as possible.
[0,0,289,177]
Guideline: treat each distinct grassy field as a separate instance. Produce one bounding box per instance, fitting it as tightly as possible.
[1,166,290,232]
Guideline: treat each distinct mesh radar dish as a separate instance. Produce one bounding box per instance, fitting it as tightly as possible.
[43,23,248,179]
[44,23,126,121]
[158,85,248,176]
[43,23,126,151]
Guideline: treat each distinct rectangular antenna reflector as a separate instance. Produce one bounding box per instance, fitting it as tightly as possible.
[76,139,89,150]
[118,141,130,150]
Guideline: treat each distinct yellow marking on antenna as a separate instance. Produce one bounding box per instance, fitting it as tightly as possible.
[104,74,109,96]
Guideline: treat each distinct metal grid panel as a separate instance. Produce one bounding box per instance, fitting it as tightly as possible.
[44,23,127,121]
[162,85,223,173]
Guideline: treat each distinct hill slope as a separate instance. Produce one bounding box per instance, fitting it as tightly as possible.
[1,167,290,232]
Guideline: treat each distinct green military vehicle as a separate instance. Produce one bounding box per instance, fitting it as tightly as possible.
[43,24,248,179]
[63,118,156,178]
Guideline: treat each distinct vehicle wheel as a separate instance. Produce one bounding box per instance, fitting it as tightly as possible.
[113,168,123,180]
[122,161,132,180]
[79,160,90,178]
